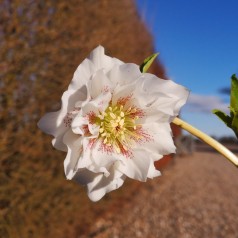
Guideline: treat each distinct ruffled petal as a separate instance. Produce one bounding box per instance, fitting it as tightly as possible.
[73,168,97,185]
[63,130,83,179]
[68,59,95,91]
[111,82,137,106]
[107,63,141,86]
[86,168,126,202]
[140,122,176,157]
[81,91,112,116]
[38,86,88,151]
[38,111,68,151]
[72,165,126,202]
[126,75,189,123]
[88,69,113,99]
[147,161,161,179]
[71,91,111,135]
[141,73,189,115]
[88,45,115,72]
[90,140,120,174]
[116,149,152,181]
[71,114,88,135]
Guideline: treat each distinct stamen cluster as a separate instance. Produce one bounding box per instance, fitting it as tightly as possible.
[96,104,139,153]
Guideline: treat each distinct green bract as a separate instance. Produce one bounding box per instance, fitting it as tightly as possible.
[213,74,238,138]
[139,53,159,73]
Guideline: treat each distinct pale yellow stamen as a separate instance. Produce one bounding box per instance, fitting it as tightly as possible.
[96,104,140,153]
[110,112,116,119]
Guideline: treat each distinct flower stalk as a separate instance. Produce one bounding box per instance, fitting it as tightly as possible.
[173,117,238,166]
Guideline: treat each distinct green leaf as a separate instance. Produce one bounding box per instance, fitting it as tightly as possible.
[230,106,235,118]
[139,53,159,73]
[230,74,238,112]
[231,113,238,138]
[212,109,232,128]
[213,74,238,139]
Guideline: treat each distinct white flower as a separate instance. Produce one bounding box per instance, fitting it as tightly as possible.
[38,46,189,201]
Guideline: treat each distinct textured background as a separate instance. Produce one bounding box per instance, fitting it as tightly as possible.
[82,151,238,238]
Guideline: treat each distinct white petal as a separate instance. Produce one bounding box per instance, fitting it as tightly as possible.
[107,63,141,86]
[147,161,161,179]
[71,114,88,135]
[88,124,100,136]
[140,122,176,157]
[132,88,177,115]
[142,74,189,115]
[90,140,119,172]
[111,81,137,106]
[88,45,115,72]
[77,138,96,169]
[73,168,97,185]
[81,91,111,116]
[89,69,113,99]
[71,92,111,135]
[38,111,68,151]
[68,58,95,91]
[127,76,189,123]
[63,130,83,179]
[72,166,126,202]
[62,87,87,112]
[87,168,126,202]
[38,86,88,150]
[117,149,151,182]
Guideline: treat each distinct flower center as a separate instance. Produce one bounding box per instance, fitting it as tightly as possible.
[96,104,140,153]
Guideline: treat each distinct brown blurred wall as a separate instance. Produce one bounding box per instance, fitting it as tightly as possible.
[0,1,179,237]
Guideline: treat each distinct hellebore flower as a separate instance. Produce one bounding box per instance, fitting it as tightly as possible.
[38,46,189,201]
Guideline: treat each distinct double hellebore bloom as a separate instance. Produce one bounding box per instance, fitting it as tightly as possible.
[38,46,189,201]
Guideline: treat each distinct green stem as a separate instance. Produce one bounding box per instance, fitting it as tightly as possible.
[173,117,238,167]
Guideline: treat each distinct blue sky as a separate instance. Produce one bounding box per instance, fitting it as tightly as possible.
[136,0,238,137]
